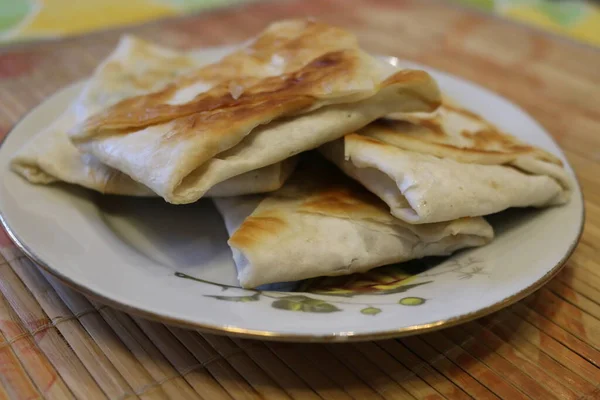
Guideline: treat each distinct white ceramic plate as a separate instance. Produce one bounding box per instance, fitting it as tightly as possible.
[0,51,584,342]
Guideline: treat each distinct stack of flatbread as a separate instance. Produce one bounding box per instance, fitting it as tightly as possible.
[11,19,571,288]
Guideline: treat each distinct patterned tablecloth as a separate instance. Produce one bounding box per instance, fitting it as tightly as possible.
[0,0,599,399]
[1,0,599,46]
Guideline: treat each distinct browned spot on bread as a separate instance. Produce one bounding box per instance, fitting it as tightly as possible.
[71,49,362,141]
[230,215,286,248]
[163,93,314,142]
[362,103,561,165]
[182,19,358,84]
[461,129,533,153]
[299,174,391,222]
[443,104,560,164]
[373,116,442,137]
[226,51,358,98]
[302,188,372,214]
[383,70,442,111]
[361,120,534,158]
[382,69,431,86]
[346,133,390,148]
[69,19,367,141]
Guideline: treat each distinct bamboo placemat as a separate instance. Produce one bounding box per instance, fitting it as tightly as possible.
[0,0,599,398]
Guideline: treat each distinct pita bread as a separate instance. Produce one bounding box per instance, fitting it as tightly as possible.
[214,156,493,288]
[10,36,296,196]
[68,19,441,204]
[321,101,571,224]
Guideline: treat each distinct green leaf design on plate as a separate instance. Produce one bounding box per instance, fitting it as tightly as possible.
[360,307,382,316]
[174,272,253,291]
[271,295,341,313]
[206,293,260,302]
[0,0,32,33]
[299,260,432,297]
[399,297,426,306]
[373,281,432,296]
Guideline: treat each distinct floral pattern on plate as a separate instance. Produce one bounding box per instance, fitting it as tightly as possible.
[174,256,491,315]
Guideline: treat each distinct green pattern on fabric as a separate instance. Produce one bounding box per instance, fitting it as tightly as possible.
[0,0,32,33]
[456,0,495,11]
[538,1,587,26]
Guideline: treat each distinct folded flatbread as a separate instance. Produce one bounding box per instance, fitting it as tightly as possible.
[214,156,494,288]
[322,100,572,224]
[10,36,296,196]
[67,19,441,204]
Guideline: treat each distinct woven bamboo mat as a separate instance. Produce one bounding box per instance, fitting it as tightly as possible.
[0,0,599,398]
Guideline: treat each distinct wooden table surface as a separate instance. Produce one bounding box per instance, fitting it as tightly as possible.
[0,0,599,399]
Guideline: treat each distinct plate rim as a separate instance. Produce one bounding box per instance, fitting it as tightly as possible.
[0,57,586,342]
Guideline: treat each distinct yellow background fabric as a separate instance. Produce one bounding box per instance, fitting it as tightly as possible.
[0,0,598,46]
[0,0,246,42]
[457,0,599,46]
